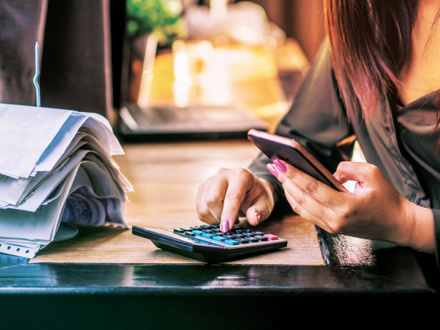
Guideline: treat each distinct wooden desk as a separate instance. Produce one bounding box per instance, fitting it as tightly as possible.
[30,140,324,265]
[0,40,438,328]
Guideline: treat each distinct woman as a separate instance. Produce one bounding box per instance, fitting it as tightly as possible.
[196,0,440,263]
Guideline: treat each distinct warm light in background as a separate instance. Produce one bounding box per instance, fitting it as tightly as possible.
[199,50,231,106]
[138,35,158,109]
[172,39,231,108]
[173,40,192,108]
[210,0,229,21]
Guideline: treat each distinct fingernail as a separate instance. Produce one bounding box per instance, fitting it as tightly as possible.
[267,163,278,177]
[221,219,230,232]
[255,211,261,224]
[272,158,287,173]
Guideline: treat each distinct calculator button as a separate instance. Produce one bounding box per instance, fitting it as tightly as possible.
[254,235,268,241]
[237,238,250,244]
[213,236,226,242]
[263,234,278,240]
[202,233,214,239]
[185,231,196,236]
[192,230,203,236]
[224,239,239,245]
[173,229,185,234]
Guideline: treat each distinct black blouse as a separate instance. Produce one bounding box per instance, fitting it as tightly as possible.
[248,39,440,269]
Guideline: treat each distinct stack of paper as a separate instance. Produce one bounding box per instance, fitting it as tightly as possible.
[0,103,133,258]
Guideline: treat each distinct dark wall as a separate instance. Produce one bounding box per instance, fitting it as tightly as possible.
[247,0,326,61]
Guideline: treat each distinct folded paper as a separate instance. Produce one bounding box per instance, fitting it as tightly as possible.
[0,103,133,258]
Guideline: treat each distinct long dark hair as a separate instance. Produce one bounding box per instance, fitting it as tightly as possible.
[324,0,418,117]
[324,0,440,151]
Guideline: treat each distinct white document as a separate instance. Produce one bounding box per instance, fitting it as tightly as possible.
[0,103,132,258]
[33,113,88,173]
[0,105,129,207]
[0,104,71,178]
[0,164,79,258]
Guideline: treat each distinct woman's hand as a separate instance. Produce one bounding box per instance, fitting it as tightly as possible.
[196,167,276,232]
[266,159,434,253]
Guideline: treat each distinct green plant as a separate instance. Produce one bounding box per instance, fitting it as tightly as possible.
[126,0,186,45]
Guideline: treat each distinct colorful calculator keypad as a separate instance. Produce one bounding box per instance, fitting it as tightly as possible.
[173,224,280,247]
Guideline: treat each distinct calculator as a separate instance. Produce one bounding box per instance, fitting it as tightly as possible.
[132,224,288,263]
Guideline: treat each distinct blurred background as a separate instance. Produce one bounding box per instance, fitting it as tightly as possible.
[246,0,325,62]
[116,0,327,139]
[0,0,326,136]
[188,0,326,62]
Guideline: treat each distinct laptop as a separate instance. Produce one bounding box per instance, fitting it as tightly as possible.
[118,101,268,142]
[116,31,268,142]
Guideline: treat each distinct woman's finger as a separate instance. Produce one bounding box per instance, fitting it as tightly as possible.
[269,159,346,207]
[241,178,275,226]
[268,163,337,231]
[333,161,377,187]
[219,169,256,231]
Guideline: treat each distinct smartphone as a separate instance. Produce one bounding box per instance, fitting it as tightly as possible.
[247,129,347,192]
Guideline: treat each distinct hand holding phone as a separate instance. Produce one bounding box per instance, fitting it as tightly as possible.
[247,129,347,192]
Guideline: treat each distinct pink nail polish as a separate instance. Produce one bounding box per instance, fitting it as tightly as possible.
[221,220,230,232]
[267,163,278,177]
[272,158,287,173]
